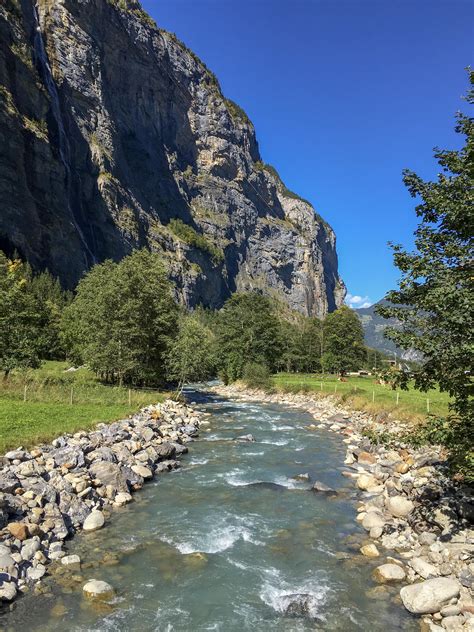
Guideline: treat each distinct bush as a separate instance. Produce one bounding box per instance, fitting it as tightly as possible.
[242,362,272,390]
[168,219,224,265]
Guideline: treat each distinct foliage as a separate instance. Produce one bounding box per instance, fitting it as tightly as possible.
[0,252,43,376]
[242,362,272,390]
[166,311,217,388]
[321,306,366,374]
[278,316,322,373]
[378,72,474,479]
[168,218,224,265]
[216,292,282,382]
[61,250,178,386]
[224,98,251,126]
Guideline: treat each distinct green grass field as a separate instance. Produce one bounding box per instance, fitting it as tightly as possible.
[0,362,168,452]
[272,373,451,423]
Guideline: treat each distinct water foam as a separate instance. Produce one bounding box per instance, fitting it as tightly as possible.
[259,569,329,619]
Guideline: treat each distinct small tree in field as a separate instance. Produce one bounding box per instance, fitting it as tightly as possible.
[166,312,216,390]
[321,306,366,375]
[378,72,473,479]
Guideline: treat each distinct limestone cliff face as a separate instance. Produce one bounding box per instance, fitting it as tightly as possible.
[0,0,345,317]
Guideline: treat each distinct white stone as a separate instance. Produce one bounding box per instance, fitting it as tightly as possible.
[83,510,105,532]
[357,474,377,491]
[131,464,153,479]
[386,495,415,518]
[362,512,386,531]
[409,557,440,579]
[373,563,406,583]
[400,578,461,614]
[61,555,81,566]
[114,492,133,506]
[83,579,115,600]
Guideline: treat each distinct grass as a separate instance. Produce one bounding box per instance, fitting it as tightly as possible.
[272,373,451,424]
[0,361,168,452]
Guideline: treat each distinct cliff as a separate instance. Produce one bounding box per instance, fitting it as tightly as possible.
[0,0,345,317]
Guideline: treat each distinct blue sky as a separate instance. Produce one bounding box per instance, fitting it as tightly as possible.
[142,0,473,307]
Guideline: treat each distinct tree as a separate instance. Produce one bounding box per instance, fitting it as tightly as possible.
[0,252,42,377]
[61,250,178,385]
[378,72,474,478]
[30,270,72,360]
[166,311,217,389]
[321,305,366,375]
[216,292,281,382]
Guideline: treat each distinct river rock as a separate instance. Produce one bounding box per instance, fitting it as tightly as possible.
[410,557,440,580]
[282,593,319,618]
[360,544,380,558]
[0,581,17,601]
[373,563,406,583]
[83,510,105,532]
[82,579,115,601]
[89,461,129,493]
[131,464,153,480]
[312,481,336,495]
[114,492,132,506]
[386,496,414,518]
[61,555,81,566]
[357,474,377,491]
[0,471,20,493]
[362,512,386,531]
[400,578,461,614]
[236,434,255,442]
[8,521,29,541]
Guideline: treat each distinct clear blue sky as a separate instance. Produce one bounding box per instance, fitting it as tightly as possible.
[142,0,473,307]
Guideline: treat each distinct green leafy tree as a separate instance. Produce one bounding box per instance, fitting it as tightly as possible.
[0,252,42,377]
[61,250,178,385]
[216,292,281,382]
[166,311,217,389]
[378,73,474,479]
[30,270,72,360]
[321,305,366,375]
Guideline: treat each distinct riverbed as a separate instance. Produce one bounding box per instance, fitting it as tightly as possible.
[1,389,418,631]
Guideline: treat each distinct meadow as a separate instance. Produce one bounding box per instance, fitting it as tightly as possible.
[272,372,451,423]
[0,362,167,452]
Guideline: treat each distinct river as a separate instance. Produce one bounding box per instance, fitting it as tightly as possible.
[1,389,418,631]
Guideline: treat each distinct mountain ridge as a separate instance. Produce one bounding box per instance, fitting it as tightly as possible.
[0,0,345,317]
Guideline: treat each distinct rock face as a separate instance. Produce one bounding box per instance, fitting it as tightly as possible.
[0,0,345,317]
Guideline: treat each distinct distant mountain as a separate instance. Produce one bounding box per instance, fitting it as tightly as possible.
[356,300,421,362]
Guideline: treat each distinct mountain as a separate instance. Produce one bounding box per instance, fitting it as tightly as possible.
[0,0,345,317]
[356,300,421,362]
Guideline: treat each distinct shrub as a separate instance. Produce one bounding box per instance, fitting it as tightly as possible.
[242,362,272,390]
[168,218,224,265]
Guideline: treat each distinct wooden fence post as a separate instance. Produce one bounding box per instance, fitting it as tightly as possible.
[396,392,399,406]
[70,387,73,405]
[23,385,27,402]
[372,390,375,403]
[427,398,430,413]
[128,389,132,406]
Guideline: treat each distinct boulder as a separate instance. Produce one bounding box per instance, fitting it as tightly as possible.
[400,578,461,614]
[386,496,414,519]
[311,481,337,495]
[360,544,380,558]
[373,563,406,583]
[357,474,378,491]
[61,554,81,567]
[0,581,17,601]
[362,512,386,531]
[155,442,177,459]
[281,593,320,618]
[131,464,153,480]
[8,521,29,541]
[409,557,440,580]
[89,461,129,493]
[83,510,105,532]
[83,579,115,601]
[0,471,20,494]
[49,446,85,469]
[114,492,132,506]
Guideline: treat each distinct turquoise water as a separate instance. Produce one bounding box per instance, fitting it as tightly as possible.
[1,390,418,631]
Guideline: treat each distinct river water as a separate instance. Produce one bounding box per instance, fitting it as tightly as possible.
[1,390,418,631]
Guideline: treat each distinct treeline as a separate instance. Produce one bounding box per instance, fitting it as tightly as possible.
[0,249,381,386]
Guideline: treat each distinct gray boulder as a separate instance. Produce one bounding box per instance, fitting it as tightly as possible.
[400,578,461,614]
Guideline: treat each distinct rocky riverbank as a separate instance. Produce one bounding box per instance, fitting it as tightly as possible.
[212,383,474,631]
[0,399,202,606]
